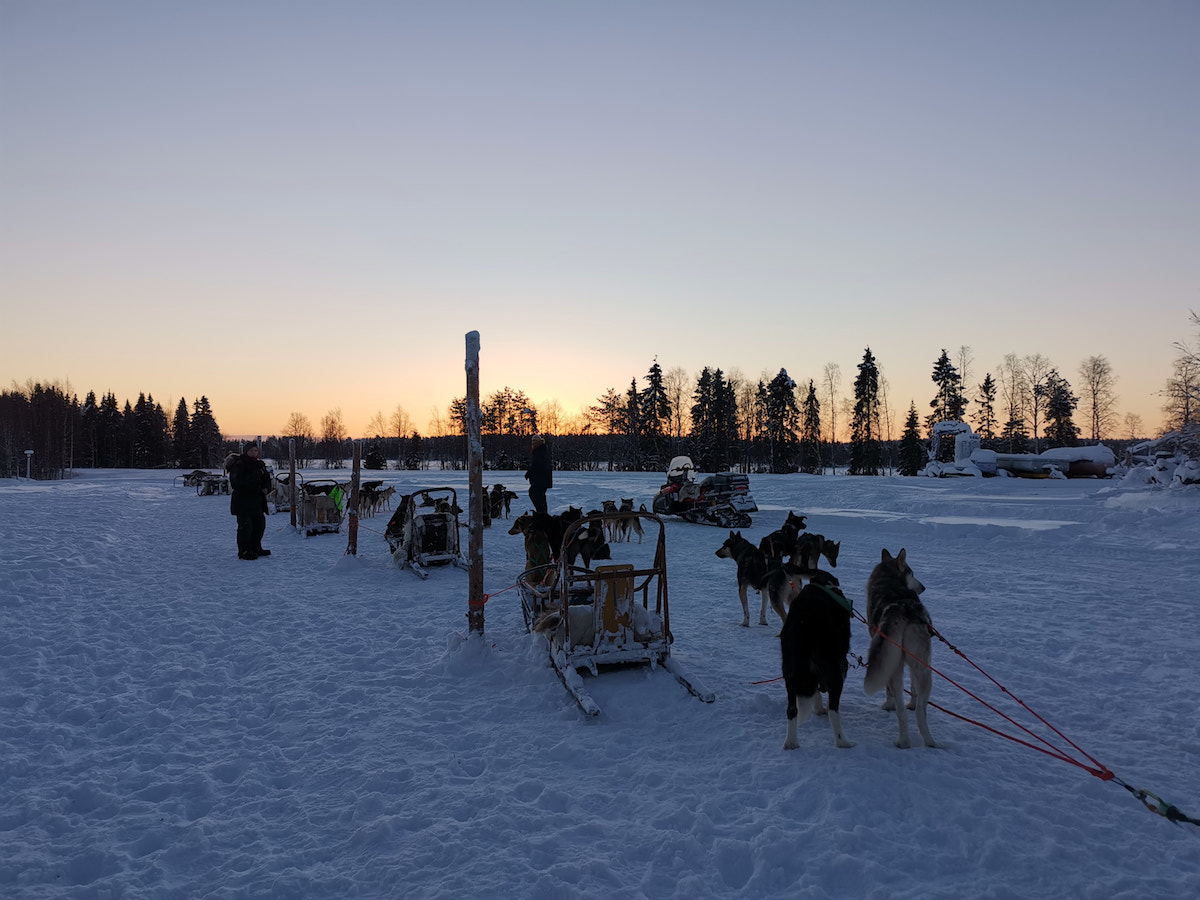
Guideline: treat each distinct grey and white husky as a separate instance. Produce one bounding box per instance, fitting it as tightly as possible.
[863,548,940,749]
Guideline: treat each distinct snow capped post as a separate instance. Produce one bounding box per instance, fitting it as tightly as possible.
[288,439,297,530]
[466,331,485,636]
[347,440,361,556]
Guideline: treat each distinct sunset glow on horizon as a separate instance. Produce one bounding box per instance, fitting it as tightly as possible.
[3,2,1197,441]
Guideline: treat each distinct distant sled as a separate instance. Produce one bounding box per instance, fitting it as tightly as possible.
[297,479,346,536]
[518,511,714,715]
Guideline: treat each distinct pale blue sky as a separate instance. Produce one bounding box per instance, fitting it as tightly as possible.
[2,1,1196,436]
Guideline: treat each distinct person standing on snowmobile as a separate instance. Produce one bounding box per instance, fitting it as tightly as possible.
[226,442,272,559]
[524,434,553,515]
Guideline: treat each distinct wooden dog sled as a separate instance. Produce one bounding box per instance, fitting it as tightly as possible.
[517,511,714,716]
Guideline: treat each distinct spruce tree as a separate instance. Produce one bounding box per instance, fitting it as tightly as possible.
[623,378,642,467]
[172,398,191,467]
[639,358,671,444]
[1001,415,1030,454]
[973,373,998,441]
[405,432,424,470]
[81,391,100,468]
[898,402,925,476]
[364,443,387,470]
[98,392,123,467]
[689,367,715,470]
[121,400,135,467]
[927,348,968,432]
[1042,370,1080,448]
[799,380,822,474]
[689,367,739,471]
[849,348,883,475]
[189,396,223,468]
[713,369,738,472]
[151,397,171,467]
[762,369,800,473]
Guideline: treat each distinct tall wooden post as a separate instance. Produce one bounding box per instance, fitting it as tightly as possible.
[347,440,361,556]
[466,331,484,635]
[289,438,297,529]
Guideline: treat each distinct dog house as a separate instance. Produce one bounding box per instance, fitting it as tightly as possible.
[518,511,714,715]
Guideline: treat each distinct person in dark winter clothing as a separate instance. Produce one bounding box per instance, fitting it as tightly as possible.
[226,442,272,559]
[524,434,553,515]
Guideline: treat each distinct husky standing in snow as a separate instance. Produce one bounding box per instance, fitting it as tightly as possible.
[715,531,772,627]
[780,571,854,749]
[758,510,807,559]
[863,548,940,749]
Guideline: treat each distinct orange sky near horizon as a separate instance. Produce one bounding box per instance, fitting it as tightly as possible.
[2,3,1196,441]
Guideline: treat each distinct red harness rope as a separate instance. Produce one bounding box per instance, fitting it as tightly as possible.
[853,608,1113,780]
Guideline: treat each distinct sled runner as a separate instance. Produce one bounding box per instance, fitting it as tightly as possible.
[297,479,345,536]
[518,511,714,715]
[384,487,465,578]
[651,456,757,528]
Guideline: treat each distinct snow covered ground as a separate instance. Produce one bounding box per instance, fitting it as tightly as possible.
[2,468,1198,899]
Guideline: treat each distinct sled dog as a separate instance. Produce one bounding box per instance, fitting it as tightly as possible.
[863,548,939,749]
[715,531,772,627]
[614,498,645,543]
[508,512,557,586]
[790,532,840,571]
[565,512,611,569]
[489,484,518,519]
[781,573,855,749]
[600,500,620,541]
[759,511,808,559]
[760,562,840,631]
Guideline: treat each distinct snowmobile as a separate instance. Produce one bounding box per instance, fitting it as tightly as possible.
[651,456,757,528]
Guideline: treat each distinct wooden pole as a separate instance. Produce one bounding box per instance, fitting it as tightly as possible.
[466,331,484,636]
[347,440,361,556]
[289,438,297,530]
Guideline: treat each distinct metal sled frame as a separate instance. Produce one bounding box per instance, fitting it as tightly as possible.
[386,486,466,579]
[174,470,215,489]
[517,511,714,715]
[297,478,345,536]
[195,474,230,496]
[270,471,305,513]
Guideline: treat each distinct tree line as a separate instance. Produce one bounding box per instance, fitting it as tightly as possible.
[0,382,226,479]
[428,345,1134,475]
[7,314,1196,479]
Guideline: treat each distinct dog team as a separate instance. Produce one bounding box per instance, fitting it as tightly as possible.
[714,512,938,752]
[502,488,935,753]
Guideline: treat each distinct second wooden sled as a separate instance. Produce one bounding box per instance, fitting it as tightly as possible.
[517,511,714,716]
[384,486,466,579]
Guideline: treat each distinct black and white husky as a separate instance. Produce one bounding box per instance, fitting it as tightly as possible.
[714,531,772,627]
[781,572,854,749]
[863,548,940,749]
